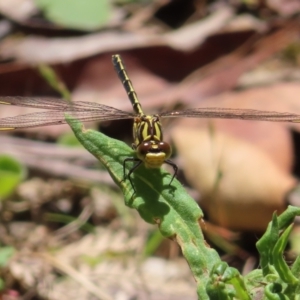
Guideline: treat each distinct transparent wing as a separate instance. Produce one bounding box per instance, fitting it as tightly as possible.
[0,96,133,112]
[160,107,300,123]
[0,97,135,130]
[0,96,78,110]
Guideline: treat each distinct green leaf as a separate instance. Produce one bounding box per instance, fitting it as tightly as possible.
[0,155,26,200]
[206,262,251,300]
[0,246,15,267]
[57,132,83,147]
[143,229,165,257]
[272,224,298,285]
[264,282,289,299]
[45,213,95,233]
[38,64,71,101]
[34,0,111,30]
[66,115,221,299]
[291,256,300,278]
[253,206,300,298]
[256,206,300,277]
[256,213,280,275]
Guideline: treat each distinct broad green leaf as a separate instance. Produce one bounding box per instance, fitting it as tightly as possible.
[66,115,221,299]
[0,155,26,200]
[35,0,111,30]
[66,112,300,300]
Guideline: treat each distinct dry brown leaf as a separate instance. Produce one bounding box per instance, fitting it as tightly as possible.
[0,53,175,136]
[172,126,296,231]
[180,23,300,103]
[0,22,298,138]
[0,7,234,64]
[167,82,300,179]
[170,82,300,231]
[267,0,300,16]
[73,53,172,111]
[188,82,300,132]
[224,13,266,32]
[0,0,37,22]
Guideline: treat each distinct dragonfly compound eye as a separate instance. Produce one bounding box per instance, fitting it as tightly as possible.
[136,141,172,169]
[157,142,172,159]
[137,142,152,157]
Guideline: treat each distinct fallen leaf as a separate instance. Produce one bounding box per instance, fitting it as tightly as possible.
[0,0,37,22]
[0,6,234,64]
[267,0,300,16]
[172,125,296,231]
[73,53,173,111]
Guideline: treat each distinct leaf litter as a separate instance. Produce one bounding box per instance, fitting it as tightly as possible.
[1,1,300,299]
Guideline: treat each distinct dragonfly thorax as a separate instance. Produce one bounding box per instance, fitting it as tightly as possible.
[133,114,172,168]
[133,114,163,146]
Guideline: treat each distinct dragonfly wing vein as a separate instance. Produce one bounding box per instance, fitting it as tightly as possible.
[0,97,135,113]
[0,110,135,129]
[0,97,73,110]
[160,108,300,122]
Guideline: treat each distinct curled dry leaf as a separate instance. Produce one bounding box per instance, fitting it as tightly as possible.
[172,125,296,232]
[170,83,300,232]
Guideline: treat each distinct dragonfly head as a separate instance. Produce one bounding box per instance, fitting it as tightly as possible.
[136,140,172,169]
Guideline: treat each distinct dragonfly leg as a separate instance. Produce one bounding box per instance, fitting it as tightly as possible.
[164,159,178,186]
[122,157,142,192]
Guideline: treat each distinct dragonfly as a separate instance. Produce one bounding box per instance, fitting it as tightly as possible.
[0,54,300,191]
